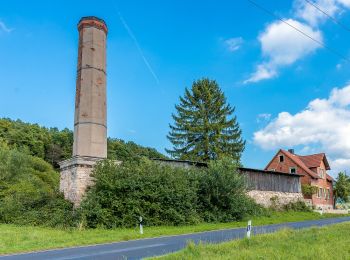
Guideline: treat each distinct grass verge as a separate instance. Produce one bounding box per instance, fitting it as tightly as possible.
[0,211,348,255]
[152,221,350,259]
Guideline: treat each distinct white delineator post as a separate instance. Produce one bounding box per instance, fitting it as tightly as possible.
[139,216,144,235]
[246,220,252,239]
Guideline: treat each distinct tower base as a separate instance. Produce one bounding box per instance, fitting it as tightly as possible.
[59,156,103,206]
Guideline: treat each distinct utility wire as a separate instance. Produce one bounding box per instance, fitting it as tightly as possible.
[304,0,350,32]
[246,0,350,63]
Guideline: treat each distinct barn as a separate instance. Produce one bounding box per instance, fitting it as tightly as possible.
[153,158,303,207]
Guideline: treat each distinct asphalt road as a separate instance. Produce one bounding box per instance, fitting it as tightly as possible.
[2,216,350,260]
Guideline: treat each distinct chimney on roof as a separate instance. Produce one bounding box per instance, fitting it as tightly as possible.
[288,149,295,154]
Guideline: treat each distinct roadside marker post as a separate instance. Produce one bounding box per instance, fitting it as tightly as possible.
[139,216,144,235]
[246,220,252,239]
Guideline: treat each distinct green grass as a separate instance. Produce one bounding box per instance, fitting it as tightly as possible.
[0,211,348,255]
[153,222,350,259]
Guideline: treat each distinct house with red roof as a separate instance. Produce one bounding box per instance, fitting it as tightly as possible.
[265,149,334,210]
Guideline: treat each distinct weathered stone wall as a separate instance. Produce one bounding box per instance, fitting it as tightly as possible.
[59,156,101,206]
[247,190,304,208]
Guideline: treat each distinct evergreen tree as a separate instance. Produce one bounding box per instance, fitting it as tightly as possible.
[334,172,350,204]
[166,78,245,162]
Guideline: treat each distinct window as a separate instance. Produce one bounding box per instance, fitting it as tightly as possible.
[289,167,296,174]
[317,187,321,198]
[269,168,276,171]
[318,168,326,179]
[279,155,284,162]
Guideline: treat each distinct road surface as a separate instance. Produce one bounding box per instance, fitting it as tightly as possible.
[2,216,350,260]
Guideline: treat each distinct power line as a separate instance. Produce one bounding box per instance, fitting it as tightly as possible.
[304,0,350,32]
[246,0,350,63]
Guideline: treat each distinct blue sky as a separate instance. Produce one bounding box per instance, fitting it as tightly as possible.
[2,0,350,174]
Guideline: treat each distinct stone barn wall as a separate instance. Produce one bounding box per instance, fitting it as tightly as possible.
[238,168,303,207]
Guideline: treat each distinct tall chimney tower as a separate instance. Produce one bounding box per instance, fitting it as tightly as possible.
[74,16,108,158]
[59,17,108,206]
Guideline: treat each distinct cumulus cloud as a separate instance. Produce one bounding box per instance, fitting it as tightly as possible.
[224,37,244,52]
[254,84,350,174]
[245,19,322,83]
[245,0,350,84]
[0,21,13,33]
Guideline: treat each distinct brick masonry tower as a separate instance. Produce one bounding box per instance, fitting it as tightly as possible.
[59,17,108,206]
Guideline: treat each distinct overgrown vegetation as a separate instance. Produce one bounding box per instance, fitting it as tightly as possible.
[79,158,263,228]
[283,200,312,212]
[0,146,76,227]
[301,184,318,198]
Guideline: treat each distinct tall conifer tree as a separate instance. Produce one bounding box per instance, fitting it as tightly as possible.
[167,78,245,162]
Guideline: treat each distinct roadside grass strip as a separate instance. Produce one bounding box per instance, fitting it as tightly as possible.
[153,222,350,260]
[0,211,348,255]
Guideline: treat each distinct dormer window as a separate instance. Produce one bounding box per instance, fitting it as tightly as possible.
[279,155,284,162]
[290,167,296,174]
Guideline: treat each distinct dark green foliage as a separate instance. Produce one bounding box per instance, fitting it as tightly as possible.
[80,158,262,228]
[80,159,200,228]
[107,138,167,162]
[334,172,350,203]
[0,118,73,168]
[197,159,263,222]
[301,184,318,198]
[283,200,312,212]
[167,78,245,162]
[0,147,76,227]
[0,118,166,169]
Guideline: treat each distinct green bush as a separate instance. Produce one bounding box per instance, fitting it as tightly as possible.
[197,159,263,222]
[283,200,312,212]
[0,147,76,227]
[80,158,262,228]
[80,159,200,228]
[301,184,318,198]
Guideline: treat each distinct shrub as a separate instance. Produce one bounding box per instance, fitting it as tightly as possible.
[301,184,318,198]
[80,159,201,228]
[80,157,262,228]
[197,158,263,222]
[283,200,311,212]
[0,147,76,227]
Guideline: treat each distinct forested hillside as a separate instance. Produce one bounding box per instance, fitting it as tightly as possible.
[0,118,166,168]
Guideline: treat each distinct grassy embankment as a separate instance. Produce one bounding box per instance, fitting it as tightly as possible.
[153,221,350,259]
[0,211,348,255]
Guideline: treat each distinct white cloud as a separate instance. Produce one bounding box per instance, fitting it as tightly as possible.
[0,21,13,33]
[337,0,350,7]
[295,0,339,27]
[260,19,322,65]
[245,19,322,83]
[244,63,277,83]
[257,113,272,123]
[224,37,244,52]
[245,0,350,84]
[254,84,350,174]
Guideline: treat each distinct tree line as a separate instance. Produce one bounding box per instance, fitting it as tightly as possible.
[0,118,166,169]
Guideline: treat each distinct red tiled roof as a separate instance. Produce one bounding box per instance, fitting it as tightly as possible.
[281,150,320,179]
[298,153,330,170]
[326,174,334,182]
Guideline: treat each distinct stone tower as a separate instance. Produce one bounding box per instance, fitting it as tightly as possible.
[59,16,108,206]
